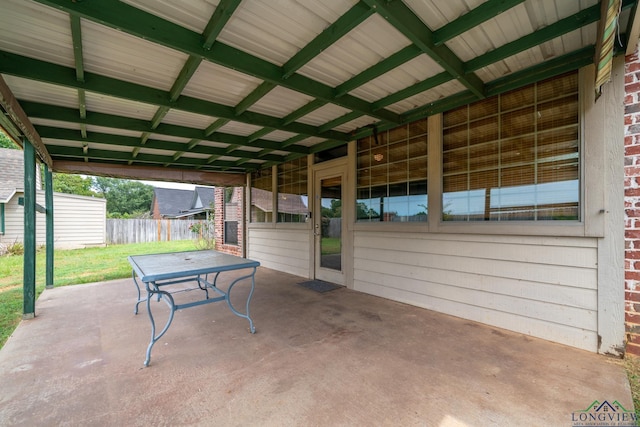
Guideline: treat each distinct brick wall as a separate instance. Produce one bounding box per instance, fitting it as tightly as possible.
[214,187,243,257]
[625,46,640,356]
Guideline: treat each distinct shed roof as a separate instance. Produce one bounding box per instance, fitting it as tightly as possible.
[0,0,638,184]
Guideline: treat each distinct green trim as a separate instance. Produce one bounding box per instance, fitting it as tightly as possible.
[433,0,526,45]
[45,166,54,289]
[235,82,276,116]
[202,0,242,49]
[334,45,421,98]
[35,125,299,160]
[33,0,402,124]
[318,111,361,133]
[23,140,36,317]
[465,5,601,72]
[169,56,202,101]
[0,50,352,143]
[282,2,374,78]
[362,0,485,98]
[70,15,85,82]
[282,99,327,126]
[0,203,4,234]
[23,102,311,154]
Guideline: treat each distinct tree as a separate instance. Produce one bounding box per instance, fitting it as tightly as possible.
[93,177,154,218]
[0,130,19,149]
[53,173,95,196]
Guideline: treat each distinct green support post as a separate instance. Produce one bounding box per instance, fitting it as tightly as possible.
[45,166,54,289]
[23,139,36,319]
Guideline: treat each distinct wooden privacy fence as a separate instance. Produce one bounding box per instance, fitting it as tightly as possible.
[106,219,203,245]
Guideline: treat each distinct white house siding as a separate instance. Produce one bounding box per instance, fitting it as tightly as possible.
[247,227,309,278]
[1,191,106,249]
[353,231,599,351]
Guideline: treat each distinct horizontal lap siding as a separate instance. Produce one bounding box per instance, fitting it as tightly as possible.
[45,193,106,248]
[353,231,599,351]
[1,192,106,249]
[248,228,309,277]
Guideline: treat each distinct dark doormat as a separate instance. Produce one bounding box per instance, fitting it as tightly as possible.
[297,280,341,293]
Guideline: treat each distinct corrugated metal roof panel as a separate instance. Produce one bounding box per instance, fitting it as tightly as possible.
[268,150,291,156]
[249,86,314,118]
[149,133,190,144]
[138,147,175,156]
[298,14,410,87]
[217,121,263,137]
[386,79,467,114]
[349,54,445,102]
[30,119,81,132]
[334,115,377,133]
[84,125,141,138]
[219,0,358,66]
[264,130,299,142]
[181,60,262,107]
[88,142,134,152]
[85,93,157,121]
[0,0,74,68]
[2,76,78,108]
[295,137,324,147]
[81,19,188,91]
[198,141,230,149]
[297,104,352,127]
[43,138,83,149]
[237,146,263,153]
[162,110,216,130]
[404,0,485,31]
[122,0,218,34]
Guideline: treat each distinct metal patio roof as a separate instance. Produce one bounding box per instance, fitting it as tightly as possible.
[0,0,639,185]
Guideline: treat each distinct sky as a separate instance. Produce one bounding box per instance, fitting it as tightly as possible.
[138,180,200,190]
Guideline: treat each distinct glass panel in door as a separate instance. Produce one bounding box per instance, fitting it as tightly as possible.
[319,176,342,271]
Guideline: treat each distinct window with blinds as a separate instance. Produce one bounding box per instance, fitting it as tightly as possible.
[442,72,579,221]
[277,157,308,223]
[250,167,273,223]
[356,119,428,222]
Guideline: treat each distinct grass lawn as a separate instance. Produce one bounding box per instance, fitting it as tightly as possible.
[0,240,197,349]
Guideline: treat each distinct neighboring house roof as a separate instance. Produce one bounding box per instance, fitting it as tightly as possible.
[152,186,214,218]
[193,186,215,210]
[251,187,307,215]
[0,147,41,203]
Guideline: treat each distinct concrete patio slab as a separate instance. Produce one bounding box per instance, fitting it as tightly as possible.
[0,267,634,426]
